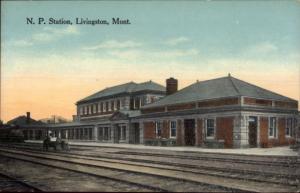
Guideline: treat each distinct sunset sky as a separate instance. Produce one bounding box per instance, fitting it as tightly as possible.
[1,1,300,122]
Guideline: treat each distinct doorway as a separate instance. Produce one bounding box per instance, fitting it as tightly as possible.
[133,123,140,144]
[184,119,195,146]
[248,116,258,148]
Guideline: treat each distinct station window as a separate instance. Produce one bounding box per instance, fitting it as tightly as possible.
[98,127,103,140]
[121,126,126,140]
[98,103,101,113]
[104,102,108,112]
[206,119,215,138]
[84,106,87,115]
[104,127,110,140]
[79,107,83,115]
[108,101,111,111]
[269,117,277,138]
[170,121,177,138]
[117,100,121,110]
[111,101,114,111]
[155,121,162,138]
[93,104,97,114]
[134,98,140,109]
[286,118,293,137]
[88,105,92,114]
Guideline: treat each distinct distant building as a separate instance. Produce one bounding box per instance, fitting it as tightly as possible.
[11,75,299,148]
[39,115,71,124]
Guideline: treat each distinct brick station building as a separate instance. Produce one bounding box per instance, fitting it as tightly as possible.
[138,75,299,148]
[12,75,299,148]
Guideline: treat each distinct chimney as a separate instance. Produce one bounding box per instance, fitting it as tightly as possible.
[26,112,31,124]
[166,77,178,95]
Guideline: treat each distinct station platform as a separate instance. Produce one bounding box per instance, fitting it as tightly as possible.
[25,140,299,156]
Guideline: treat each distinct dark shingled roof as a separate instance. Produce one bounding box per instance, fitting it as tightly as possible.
[7,116,45,126]
[142,76,297,108]
[77,81,165,104]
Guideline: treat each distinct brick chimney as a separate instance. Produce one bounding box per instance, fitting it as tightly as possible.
[166,77,178,95]
[26,112,31,124]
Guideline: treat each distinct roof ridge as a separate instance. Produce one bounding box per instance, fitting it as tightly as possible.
[228,76,241,95]
[231,76,296,101]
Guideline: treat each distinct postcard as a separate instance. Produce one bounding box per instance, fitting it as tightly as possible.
[0,0,299,192]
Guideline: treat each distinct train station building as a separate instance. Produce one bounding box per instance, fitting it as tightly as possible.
[10,75,299,148]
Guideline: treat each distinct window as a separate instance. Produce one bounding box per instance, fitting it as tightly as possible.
[169,121,177,138]
[104,127,110,140]
[206,119,215,138]
[111,101,114,111]
[121,126,126,140]
[88,105,92,114]
[117,100,121,110]
[104,101,108,112]
[269,117,277,138]
[98,127,103,140]
[108,101,112,111]
[286,118,293,137]
[98,103,101,113]
[79,107,83,115]
[84,106,87,115]
[93,104,97,114]
[155,121,162,138]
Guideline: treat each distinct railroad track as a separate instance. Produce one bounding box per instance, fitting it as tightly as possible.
[1,144,299,185]
[0,147,298,192]
[0,148,246,192]
[0,172,42,192]
[3,146,298,186]
[4,143,299,167]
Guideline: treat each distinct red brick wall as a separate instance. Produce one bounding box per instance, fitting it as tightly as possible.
[278,118,286,145]
[260,117,269,147]
[162,120,170,138]
[176,120,184,146]
[216,117,233,148]
[274,101,298,109]
[260,117,295,148]
[141,107,165,114]
[196,119,203,146]
[198,98,239,108]
[244,97,272,107]
[144,122,156,139]
[167,103,196,111]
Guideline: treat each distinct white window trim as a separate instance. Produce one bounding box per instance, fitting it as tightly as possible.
[79,107,83,115]
[103,101,107,112]
[205,118,216,139]
[155,121,162,138]
[98,103,101,113]
[169,120,177,138]
[108,101,112,111]
[88,105,92,115]
[93,104,96,114]
[84,106,87,115]
[268,117,277,138]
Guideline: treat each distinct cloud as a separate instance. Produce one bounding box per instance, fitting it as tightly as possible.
[247,42,278,54]
[32,26,79,42]
[8,26,80,47]
[83,40,142,50]
[105,48,200,61]
[164,37,189,46]
[8,40,33,47]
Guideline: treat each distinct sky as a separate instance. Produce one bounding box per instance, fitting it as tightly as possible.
[1,1,300,122]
